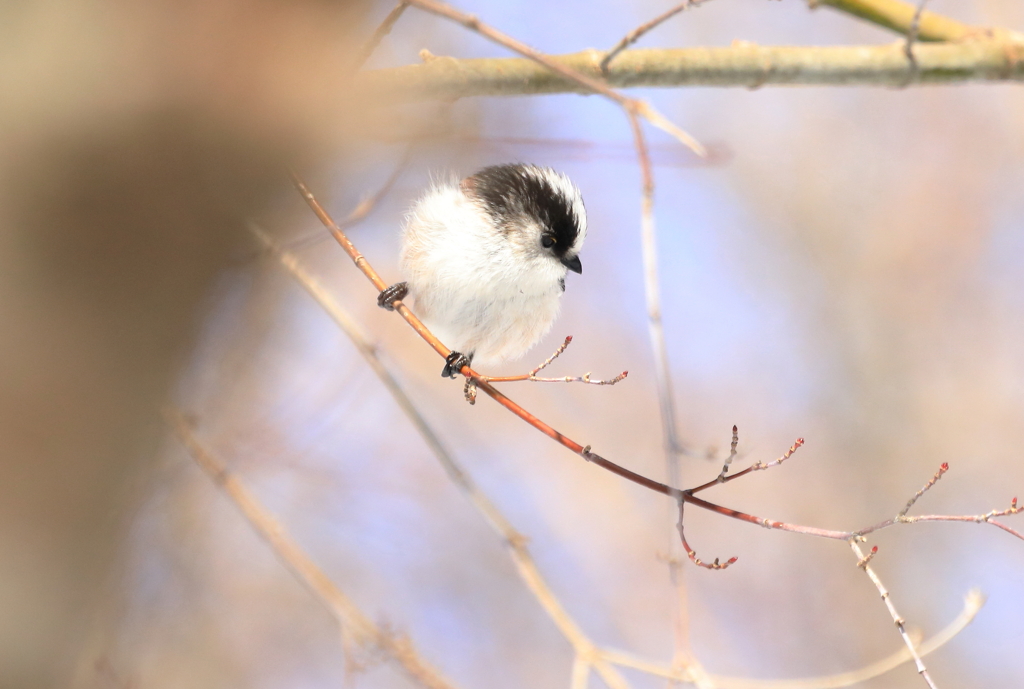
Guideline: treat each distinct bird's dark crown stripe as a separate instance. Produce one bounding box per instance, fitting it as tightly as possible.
[467,164,580,257]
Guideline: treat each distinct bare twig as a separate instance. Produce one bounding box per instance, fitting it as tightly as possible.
[279,146,412,253]
[850,539,937,688]
[689,437,805,494]
[463,336,627,404]
[403,0,706,157]
[715,424,740,482]
[899,462,949,517]
[164,409,459,689]
[625,109,691,461]
[677,498,738,570]
[600,1,708,74]
[352,1,411,70]
[478,337,629,385]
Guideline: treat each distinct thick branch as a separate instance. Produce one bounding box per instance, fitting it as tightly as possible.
[357,41,1024,100]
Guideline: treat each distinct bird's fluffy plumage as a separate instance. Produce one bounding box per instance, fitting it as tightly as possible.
[400,164,586,366]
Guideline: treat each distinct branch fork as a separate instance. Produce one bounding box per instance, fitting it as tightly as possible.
[463,336,628,404]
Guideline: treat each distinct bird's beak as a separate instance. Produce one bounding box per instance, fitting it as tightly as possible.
[561,254,582,274]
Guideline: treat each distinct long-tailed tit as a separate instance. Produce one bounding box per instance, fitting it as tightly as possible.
[378,163,586,378]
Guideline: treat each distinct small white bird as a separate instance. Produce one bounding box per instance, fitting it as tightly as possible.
[378,163,587,378]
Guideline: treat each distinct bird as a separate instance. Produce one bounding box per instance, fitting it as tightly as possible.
[378,163,587,378]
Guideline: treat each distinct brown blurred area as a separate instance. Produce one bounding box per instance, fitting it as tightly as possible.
[0,2,370,686]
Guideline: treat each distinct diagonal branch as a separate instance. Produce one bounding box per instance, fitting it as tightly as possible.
[352,1,411,70]
[600,1,709,73]
[850,539,937,688]
[165,409,460,689]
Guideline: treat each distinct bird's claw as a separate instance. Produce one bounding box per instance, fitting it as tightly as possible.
[442,351,470,379]
[377,282,408,311]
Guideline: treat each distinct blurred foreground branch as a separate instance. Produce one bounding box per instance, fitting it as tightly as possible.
[165,409,459,689]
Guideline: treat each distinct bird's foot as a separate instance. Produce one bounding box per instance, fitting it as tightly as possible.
[377,282,408,311]
[442,351,471,379]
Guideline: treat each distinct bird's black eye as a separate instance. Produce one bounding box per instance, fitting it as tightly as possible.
[541,235,556,248]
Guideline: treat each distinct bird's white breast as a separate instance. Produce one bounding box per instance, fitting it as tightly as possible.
[399,184,568,365]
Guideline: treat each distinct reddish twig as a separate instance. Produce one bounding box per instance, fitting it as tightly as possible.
[600,1,709,74]
[293,175,1024,550]
[899,462,949,517]
[676,498,737,570]
[280,145,412,253]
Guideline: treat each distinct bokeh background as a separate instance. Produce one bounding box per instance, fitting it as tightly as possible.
[3,1,1023,687]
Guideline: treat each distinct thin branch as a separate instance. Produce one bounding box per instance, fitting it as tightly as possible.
[625,109,691,463]
[352,1,411,70]
[715,425,740,482]
[600,1,708,74]
[252,227,634,689]
[164,409,459,689]
[860,499,1024,540]
[280,145,412,253]
[850,539,937,688]
[403,0,705,157]
[689,437,805,494]
[677,497,738,570]
[899,462,948,517]
[624,99,706,675]
[478,337,628,385]
[356,41,1024,100]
